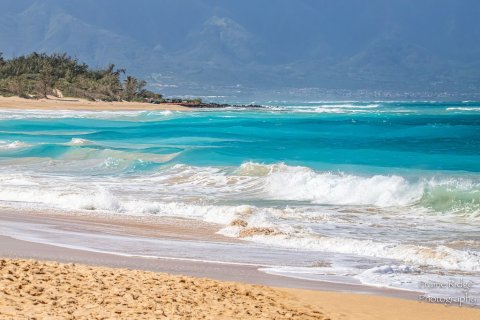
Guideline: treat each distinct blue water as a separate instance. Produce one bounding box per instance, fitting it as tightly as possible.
[0,101,480,298]
[2,102,480,172]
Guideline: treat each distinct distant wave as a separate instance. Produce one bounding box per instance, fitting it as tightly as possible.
[446,107,480,112]
[264,103,380,114]
[0,140,30,149]
[60,147,180,163]
[0,142,181,172]
[0,109,176,121]
[66,138,93,146]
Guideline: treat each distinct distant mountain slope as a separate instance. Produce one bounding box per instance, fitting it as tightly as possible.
[1,0,479,98]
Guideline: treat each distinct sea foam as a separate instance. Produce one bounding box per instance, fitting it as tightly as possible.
[0,140,30,149]
[0,161,479,274]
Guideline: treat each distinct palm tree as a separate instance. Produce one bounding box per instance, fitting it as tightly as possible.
[123,76,138,101]
[36,62,54,98]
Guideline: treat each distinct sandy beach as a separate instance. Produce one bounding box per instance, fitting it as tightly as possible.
[1,1,479,318]
[0,99,479,319]
[0,258,324,319]
[0,257,479,320]
[0,211,479,319]
[0,96,192,111]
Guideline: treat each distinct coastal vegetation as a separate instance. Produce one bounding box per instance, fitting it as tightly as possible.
[0,51,263,108]
[0,52,162,102]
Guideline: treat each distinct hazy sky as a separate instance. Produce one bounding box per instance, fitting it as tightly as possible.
[1,0,479,97]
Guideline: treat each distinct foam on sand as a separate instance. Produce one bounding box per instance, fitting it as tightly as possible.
[0,161,479,288]
[239,232,480,272]
[0,172,477,273]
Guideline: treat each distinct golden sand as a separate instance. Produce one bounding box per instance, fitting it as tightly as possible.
[0,259,324,320]
[0,96,191,111]
[1,258,480,320]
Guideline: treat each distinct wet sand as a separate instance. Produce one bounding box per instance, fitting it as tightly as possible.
[0,210,409,294]
[0,96,192,111]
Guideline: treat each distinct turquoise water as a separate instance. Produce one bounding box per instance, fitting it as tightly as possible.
[0,101,480,298]
[2,102,480,172]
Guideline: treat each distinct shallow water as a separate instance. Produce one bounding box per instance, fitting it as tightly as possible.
[1,101,479,302]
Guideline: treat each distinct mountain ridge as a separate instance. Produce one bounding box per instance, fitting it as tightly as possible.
[1,0,479,99]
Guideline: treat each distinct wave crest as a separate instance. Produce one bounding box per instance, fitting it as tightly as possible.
[261,163,422,206]
[236,162,480,214]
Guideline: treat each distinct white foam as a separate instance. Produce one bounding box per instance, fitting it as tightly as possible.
[241,233,480,272]
[235,162,480,213]
[0,109,177,121]
[0,140,30,149]
[356,265,480,300]
[264,103,380,114]
[0,174,39,186]
[362,264,418,275]
[259,265,362,284]
[254,163,424,206]
[0,162,479,273]
[3,161,478,212]
[446,107,480,112]
[67,138,93,145]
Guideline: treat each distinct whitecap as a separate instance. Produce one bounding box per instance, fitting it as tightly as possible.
[0,140,30,149]
[67,138,93,145]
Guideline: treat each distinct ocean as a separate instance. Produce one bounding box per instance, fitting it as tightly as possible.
[1,101,479,301]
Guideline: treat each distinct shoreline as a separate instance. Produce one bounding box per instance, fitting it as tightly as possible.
[0,210,480,319]
[1,237,479,319]
[0,96,263,111]
[0,209,413,296]
[0,96,193,111]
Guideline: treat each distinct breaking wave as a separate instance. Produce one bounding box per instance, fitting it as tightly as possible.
[66,138,93,145]
[234,162,480,214]
[0,161,479,272]
[0,140,31,149]
[0,175,478,272]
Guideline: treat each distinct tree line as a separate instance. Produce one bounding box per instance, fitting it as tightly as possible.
[0,52,162,102]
